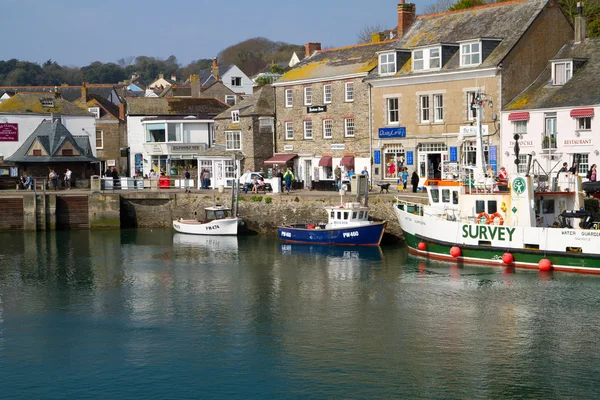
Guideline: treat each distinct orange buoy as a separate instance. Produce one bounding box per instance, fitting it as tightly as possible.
[450,246,461,258]
[502,253,514,265]
[418,242,427,251]
[539,258,553,272]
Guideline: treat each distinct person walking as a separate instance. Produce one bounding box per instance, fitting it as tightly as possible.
[568,162,579,174]
[49,169,58,190]
[401,167,409,192]
[283,168,294,194]
[65,168,72,190]
[203,168,211,189]
[276,169,284,192]
[110,167,120,190]
[411,169,419,193]
[334,165,342,191]
[587,164,597,182]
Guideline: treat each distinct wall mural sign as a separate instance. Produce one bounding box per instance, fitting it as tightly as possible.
[0,123,18,141]
[378,127,406,139]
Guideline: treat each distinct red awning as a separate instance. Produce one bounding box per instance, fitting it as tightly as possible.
[340,156,354,167]
[570,108,595,118]
[508,112,530,121]
[318,156,332,167]
[264,153,297,165]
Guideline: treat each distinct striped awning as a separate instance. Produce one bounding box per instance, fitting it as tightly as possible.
[570,108,594,118]
[318,156,332,167]
[508,112,530,121]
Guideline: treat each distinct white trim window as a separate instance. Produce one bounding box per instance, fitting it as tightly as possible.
[517,154,528,174]
[461,42,481,67]
[285,122,294,140]
[553,61,572,85]
[345,118,355,137]
[285,88,293,107]
[387,97,399,125]
[466,91,477,121]
[577,116,591,130]
[303,120,313,139]
[96,130,103,149]
[573,153,589,174]
[413,50,424,71]
[225,95,236,105]
[513,120,528,134]
[231,77,242,87]
[323,119,333,139]
[231,110,240,123]
[88,107,100,119]
[433,94,443,122]
[419,95,430,123]
[345,82,354,102]
[412,47,441,71]
[379,53,396,75]
[323,84,332,104]
[226,131,241,150]
[304,86,312,106]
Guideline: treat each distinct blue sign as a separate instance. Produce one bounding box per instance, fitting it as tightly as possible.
[450,147,457,162]
[378,127,406,139]
[489,145,497,162]
[374,150,381,165]
[406,151,413,165]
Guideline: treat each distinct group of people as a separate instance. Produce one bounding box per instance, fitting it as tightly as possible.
[557,161,597,181]
[199,168,211,189]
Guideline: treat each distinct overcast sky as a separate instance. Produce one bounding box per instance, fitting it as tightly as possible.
[1,0,435,67]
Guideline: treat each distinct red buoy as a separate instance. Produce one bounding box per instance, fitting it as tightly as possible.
[539,258,553,272]
[450,246,461,258]
[418,242,427,251]
[502,253,514,265]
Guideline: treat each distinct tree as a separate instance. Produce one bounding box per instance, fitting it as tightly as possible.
[356,23,385,44]
[449,0,485,11]
[423,0,454,14]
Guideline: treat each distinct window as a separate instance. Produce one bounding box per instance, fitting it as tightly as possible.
[387,97,399,125]
[345,82,354,102]
[62,149,73,156]
[33,149,42,156]
[88,107,100,119]
[41,99,54,108]
[419,95,430,123]
[225,95,235,106]
[461,42,481,66]
[167,123,182,142]
[323,119,333,139]
[285,89,293,107]
[431,189,439,203]
[226,131,241,150]
[514,120,528,134]
[96,130,103,149]
[224,160,236,180]
[323,84,332,104]
[146,123,166,142]
[231,110,240,123]
[442,189,450,203]
[285,122,294,140]
[517,155,528,174]
[231,77,242,87]
[553,61,572,85]
[304,87,312,105]
[413,47,441,71]
[345,118,355,137]
[573,153,589,174]
[433,94,443,122]
[303,120,313,139]
[379,53,396,75]
[413,50,424,71]
[577,117,591,130]
[466,91,477,121]
[429,48,440,69]
[543,113,557,149]
[259,117,273,133]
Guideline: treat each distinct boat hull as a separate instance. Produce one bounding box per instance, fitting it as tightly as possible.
[172,218,240,235]
[277,221,386,246]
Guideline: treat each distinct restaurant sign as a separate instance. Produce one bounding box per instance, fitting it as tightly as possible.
[307,105,327,113]
[0,123,18,141]
[562,138,593,146]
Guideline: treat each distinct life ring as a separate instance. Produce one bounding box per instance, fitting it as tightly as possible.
[488,212,504,225]
[477,212,490,224]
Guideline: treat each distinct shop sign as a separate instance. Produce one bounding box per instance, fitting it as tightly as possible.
[307,105,327,113]
[406,151,413,165]
[378,127,406,139]
[331,144,346,150]
[508,139,534,147]
[374,150,381,165]
[0,123,18,141]
[107,160,116,166]
[283,145,294,151]
[170,144,203,153]
[562,138,593,146]
[449,147,457,162]
[459,125,489,136]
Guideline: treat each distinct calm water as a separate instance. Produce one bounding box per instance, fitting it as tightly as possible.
[1,229,600,399]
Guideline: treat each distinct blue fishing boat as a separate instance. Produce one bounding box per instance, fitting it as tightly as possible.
[277,202,387,246]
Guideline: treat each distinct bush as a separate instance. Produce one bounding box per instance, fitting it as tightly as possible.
[294,196,300,202]
[265,197,272,204]
[251,196,263,202]
[238,196,247,201]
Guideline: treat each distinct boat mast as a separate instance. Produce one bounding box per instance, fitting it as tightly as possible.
[475,90,486,178]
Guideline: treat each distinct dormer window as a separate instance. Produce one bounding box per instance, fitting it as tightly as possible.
[88,107,100,119]
[231,110,239,123]
[461,42,481,67]
[412,47,441,71]
[379,53,396,75]
[41,99,54,108]
[552,61,572,85]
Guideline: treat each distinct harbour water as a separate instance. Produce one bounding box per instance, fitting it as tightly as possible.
[1,229,600,399]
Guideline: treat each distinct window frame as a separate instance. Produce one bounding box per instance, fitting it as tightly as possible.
[378,52,396,75]
[419,95,430,123]
[573,153,589,174]
[412,46,442,71]
[433,94,443,123]
[96,130,104,149]
[88,107,100,119]
[552,61,572,85]
[285,121,294,140]
[387,97,399,125]
[285,88,293,108]
[225,95,236,105]
[323,119,333,139]
[323,84,332,104]
[345,118,355,137]
[514,120,528,134]
[543,113,557,150]
[466,91,477,121]
[577,116,591,131]
[225,130,242,150]
[231,77,242,87]
[460,42,481,67]
[304,86,312,106]
[231,110,240,123]
[345,82,354,102]
[303,120,313,140]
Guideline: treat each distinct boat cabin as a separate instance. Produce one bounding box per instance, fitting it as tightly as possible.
[326,202,371,227]
[204,206,233,221]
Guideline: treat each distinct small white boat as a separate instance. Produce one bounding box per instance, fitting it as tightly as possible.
[173,205,241,235]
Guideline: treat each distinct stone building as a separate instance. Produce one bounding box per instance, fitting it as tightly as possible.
[365,0,572,185]
[273,40,396,190]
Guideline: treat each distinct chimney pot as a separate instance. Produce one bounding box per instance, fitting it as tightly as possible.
[397,2,416,38]
[575,2,587,43]
[212,58,220,82]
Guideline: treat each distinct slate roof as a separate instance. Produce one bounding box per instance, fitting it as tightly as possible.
[0,93,93,116]
[198,65,233,86]
[506,38,600,110]
[6,119,98,163]
[276,40,397,83]
[214,85,274,120]
[126,97,229,117]
[0,85,117,103]
[367,0,551,79]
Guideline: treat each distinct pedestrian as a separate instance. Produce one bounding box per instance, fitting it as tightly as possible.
[49,169,58,190]
[64,168,72,190]
[411,169,419,193]
[347,168,355,180]
[361,166,369,176]
[276,169,284,192]
[203,168,211,189]
[334,165,342,191]
[111,167,120,190]
[401,167,409,193]
[283,167,294,194]
[184,168,191,180]
[23,174,33,190]
[568,161,579,174]
[587,164,597,182]
[498,166,508,182]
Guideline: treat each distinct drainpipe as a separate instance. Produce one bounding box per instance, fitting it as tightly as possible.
[272,85,277,156]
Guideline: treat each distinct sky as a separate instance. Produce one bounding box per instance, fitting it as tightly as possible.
[1,0,435,67]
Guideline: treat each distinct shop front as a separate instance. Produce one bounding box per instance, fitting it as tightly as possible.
[141,143,205,178]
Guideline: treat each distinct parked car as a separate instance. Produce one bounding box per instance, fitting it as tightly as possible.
[238,171,272,193]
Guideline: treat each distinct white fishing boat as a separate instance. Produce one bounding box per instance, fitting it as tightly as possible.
[173,205,242,235]
[394,91,600,274]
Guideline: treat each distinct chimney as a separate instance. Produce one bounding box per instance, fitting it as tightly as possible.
[371,32,385,43]
[305,42,321,58]
[190,74,201,98]
[171,73,176,82]
[212,58,220,81]
[119,102,125,120]
[397,1,416,38]
[575,2,587,44]
[81,82,88,103]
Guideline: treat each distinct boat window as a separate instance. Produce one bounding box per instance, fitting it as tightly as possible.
[344,212,349,220]
[358,211,364,219]
[487,201,497,214]
[475,200,485,214]
[206,210,215,220]
[442,189,450,203]
[337,211,342,220]
[542,199,555,214]
[331,211,335,219]
[452,191,459,205]
[352,211,358,219]
[430,189,439,203]
[215,210,227,219]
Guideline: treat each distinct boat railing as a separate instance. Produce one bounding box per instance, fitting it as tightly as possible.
[394,197,424,216]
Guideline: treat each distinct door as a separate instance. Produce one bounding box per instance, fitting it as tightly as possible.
[215,161,223,188]
[305,160,312,188]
